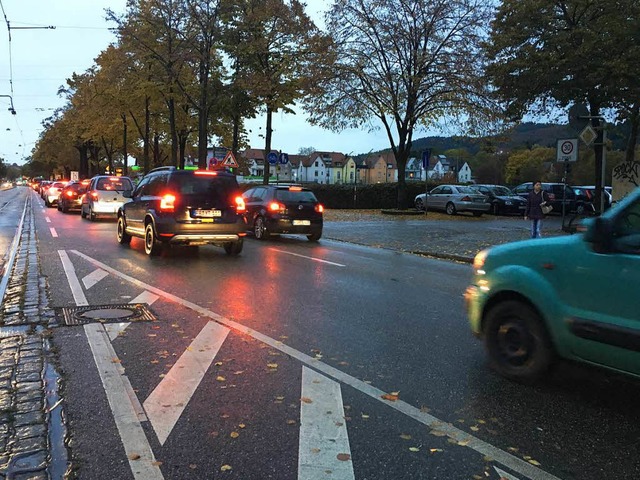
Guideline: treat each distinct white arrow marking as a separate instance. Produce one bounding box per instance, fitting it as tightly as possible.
[143,321,229,445]
[298,367,355,480]
[82,269,109,289]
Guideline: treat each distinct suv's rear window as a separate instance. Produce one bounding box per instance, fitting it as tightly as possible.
[275,189,317,203]
[97,177,133,191]
[169,174,238,202]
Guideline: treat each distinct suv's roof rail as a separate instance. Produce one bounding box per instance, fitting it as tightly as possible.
[148,166,177,173]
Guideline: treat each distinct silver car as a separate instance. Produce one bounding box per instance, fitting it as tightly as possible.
[81,175,134,221]
[415,184,490,216]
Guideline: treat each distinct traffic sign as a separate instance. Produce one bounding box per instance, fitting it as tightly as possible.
[279,152,289,165]
[421,149,432,169]
[579,125,598,147]
[556,138,578,162]
[222,151,239,168]
[267,152,278,165]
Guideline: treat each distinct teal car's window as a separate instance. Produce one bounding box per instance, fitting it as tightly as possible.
[615,197,640,237]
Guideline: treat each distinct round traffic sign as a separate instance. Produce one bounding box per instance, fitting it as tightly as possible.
[561,141,574,155]
[267,152,278,165]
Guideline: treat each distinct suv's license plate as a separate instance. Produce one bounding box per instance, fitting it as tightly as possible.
[293,220,311,226]
[195,209,222,218]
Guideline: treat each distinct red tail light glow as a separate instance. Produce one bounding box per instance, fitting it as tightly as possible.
[65,191,74,197]
[289,186,302,191]
[195,170,218,176]
[235,196,246,212]
[160,193,176,211]
[269,202,285,212]
[315,204,324,213]
[90,191,99,200]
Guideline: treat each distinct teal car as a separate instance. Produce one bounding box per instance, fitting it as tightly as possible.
[465,187,640,382]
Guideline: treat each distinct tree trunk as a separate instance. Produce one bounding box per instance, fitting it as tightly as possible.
[168,95,179,168]
[179,132,188,169]
[262,105,273,185]
[198,58,209,170]
[144,96,151,173]
[122,114,128,176]
[625,104,640,163]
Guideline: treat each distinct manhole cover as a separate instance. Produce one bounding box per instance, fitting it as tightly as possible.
[55,304,157,326]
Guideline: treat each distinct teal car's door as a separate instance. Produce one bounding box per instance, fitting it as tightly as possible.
[562,197,640,375]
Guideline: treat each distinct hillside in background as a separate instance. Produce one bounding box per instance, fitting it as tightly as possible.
[355,122,630,158]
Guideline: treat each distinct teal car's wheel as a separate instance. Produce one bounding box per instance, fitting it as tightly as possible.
[484,300,554,383]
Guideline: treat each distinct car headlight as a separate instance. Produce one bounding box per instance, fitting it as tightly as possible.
[505,201,512,205]
[473,249,490,275]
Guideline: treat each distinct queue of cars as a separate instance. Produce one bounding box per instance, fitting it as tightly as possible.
[31,168,326,257]
[414,182,613,216]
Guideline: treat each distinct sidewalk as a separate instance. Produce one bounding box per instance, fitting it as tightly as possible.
[323,210,570,263]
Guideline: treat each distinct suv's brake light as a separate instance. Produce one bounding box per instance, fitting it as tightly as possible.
[160,193,176,211]
[269,202,285,212]
[235,196,246,212]
[315,204,324,213]
[195,170,218,176]
[66,191,74,197]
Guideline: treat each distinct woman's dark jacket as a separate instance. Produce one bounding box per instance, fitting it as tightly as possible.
[525,190,549,220]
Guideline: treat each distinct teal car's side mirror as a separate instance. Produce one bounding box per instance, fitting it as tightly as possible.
[584,217,613,253]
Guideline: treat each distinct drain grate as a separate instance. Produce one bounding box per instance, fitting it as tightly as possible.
[55,304,157,326]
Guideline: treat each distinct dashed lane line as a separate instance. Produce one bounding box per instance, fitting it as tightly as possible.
[271,248,346,267]
[68,249,562,480]
[50,227,58,238]
[298,366,355,480]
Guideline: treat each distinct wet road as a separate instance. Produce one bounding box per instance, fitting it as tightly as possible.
[11,186,640,479]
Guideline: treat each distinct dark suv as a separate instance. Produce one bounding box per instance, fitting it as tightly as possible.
[242,185,323,241]
[116,167,247,256]
[512,182,577,213]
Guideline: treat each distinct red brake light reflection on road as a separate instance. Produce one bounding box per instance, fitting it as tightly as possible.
[269,202,284,212]
[160,193,176,211]
[315,204,324,213]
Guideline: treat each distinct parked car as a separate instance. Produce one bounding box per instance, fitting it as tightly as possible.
[116,167,246,256]
[573,185,613,214]
[473,184,527,215]
[512,182,576,214]
[414,184,490,216]
[465,185,640,382]
[43,181,67,207]
[242,184,324,241]
[57,181,88,213]
[81,175,134,221]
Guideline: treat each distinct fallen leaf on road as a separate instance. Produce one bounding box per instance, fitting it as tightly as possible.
[189,464,197,469]
[311,448,321,454]
[430,430,447,437]
[336,453,351,461]
[301,397,313,404]
[233,370,244,375]
[111,358,121,364]
[400,434,412,440]
[528,459,541,466]
[381,393,399,401]
[361,414,370,419]
[216,376,226,382]
[457,439,470,446]
[148,334,157,337]
[409,447,420,452]
[470,425,480,432]
[152,461,163,466]
[420,406,431,413]
[128,453,140,460]
[286,420,296,425]
[267,363,278,369]
[150,360,159,364]
[238,423,246,429]
[430,448,443,453]
[230,432,239,438]
[220,465,232,472]
[214,361,223,366]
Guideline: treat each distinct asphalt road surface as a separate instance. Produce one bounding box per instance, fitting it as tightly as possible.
[3,186,640,479]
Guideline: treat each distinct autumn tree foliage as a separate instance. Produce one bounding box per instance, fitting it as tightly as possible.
[305,0,494,209]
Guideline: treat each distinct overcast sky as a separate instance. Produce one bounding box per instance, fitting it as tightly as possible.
[0,0,419,167]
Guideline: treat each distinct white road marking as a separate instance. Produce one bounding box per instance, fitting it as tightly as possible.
[271,248,346,267]
[85,325,162,479]
[69,250,561,480]
[82,269,109,289]
[50,227,58,238]
[45,217,51,223]
[143,321,229,445]
[495,466,522,480]
[107,291,160,341]
[298,367,355,480]
[58,251,88,306]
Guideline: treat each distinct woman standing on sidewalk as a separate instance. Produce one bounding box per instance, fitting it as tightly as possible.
[524,181,549,238]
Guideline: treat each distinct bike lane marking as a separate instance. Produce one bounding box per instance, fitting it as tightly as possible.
[59,250,162,479]
[69,249,562,480]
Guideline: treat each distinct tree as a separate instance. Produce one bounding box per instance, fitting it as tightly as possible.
[298,146,316,156]
[485,0,640,211]
[224,0,332,184]
[306,0,494,209]
[504,147,555,185]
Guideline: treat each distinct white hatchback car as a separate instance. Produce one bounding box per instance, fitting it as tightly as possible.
[81,175,134,221]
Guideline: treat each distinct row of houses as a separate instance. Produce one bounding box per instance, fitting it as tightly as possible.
[227,149,473,184]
